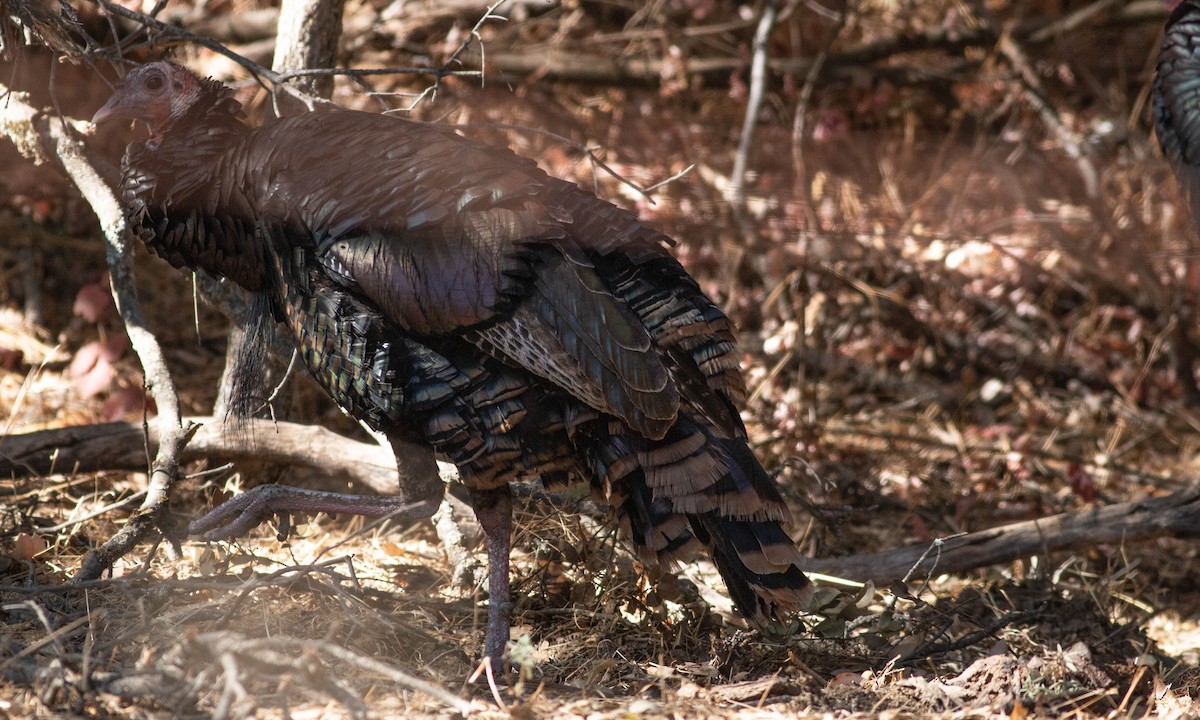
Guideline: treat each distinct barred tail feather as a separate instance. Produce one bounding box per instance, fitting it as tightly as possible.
[584,414,811,620]
[692,514,812,619]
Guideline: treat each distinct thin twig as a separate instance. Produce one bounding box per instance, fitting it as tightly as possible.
[440,0,509,92]
[193,631,474,713]
[273,66,484,81]
[995,29,1098,200]
[36,490,148,535]
[0,607,100,673]
[728,0,782,214]
[901,532,968,593]
[93,0,280,86]
[455,122,690,201]
[1026,0,1124,43]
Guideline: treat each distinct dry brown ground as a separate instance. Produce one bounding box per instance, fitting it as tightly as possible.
[5,1,1200,718]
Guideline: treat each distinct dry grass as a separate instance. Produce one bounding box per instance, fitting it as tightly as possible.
[0,494,1184,718]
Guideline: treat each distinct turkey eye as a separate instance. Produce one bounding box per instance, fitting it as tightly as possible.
[145,75,165,91]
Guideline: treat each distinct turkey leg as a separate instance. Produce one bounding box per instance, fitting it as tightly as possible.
[190,439,446,539]
[187,484,442,539]
[470,485,513,667]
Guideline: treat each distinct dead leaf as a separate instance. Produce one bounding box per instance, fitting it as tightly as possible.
[829,671,865,687]
[73,277,114,323]
[12,532,46,561]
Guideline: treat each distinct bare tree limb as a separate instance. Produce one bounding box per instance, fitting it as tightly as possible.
[0,418,412,494]
[271,0,343,98]
[0,85,190,581]
[93,0,279,82]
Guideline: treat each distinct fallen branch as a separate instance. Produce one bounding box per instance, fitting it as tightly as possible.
[0,417,454,496]
[801,483,1200,583]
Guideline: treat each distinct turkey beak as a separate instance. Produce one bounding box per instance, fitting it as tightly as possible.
[92,89,134,125]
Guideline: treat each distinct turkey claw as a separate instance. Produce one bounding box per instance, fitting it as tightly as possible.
[188,484,294,540]
[188,484,444,541]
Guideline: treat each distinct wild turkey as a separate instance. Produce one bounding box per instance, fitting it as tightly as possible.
[93,61,812,664]
[1156,0,1200,233]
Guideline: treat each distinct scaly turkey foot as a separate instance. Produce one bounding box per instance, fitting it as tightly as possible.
[471,486,514,669]
[188,484,441,540]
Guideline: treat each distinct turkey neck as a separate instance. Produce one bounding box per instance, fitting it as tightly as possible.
[120,81,265,290]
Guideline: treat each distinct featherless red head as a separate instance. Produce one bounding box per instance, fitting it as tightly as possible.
[93,61,207,133]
